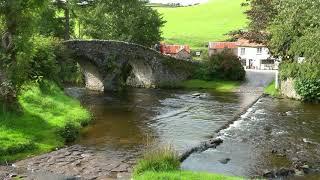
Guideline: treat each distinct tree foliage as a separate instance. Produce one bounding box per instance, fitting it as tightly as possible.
[269,0,320,62]
[229,0,277,43]
[78,0,165,46]
[195,51,246,81]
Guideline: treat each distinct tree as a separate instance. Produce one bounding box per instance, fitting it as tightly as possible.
[269,0,320,62]
[78,0,165,46]
[229,0,277,43]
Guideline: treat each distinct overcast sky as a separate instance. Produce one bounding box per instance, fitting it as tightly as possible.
[149,0,208,5]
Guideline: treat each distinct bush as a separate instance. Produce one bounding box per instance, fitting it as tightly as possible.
[295,78,320,101]
[133,146,180,176]
[54,44,84,85]
[195,51,245,81]
[58,122,81,143]
[280,61,320,101]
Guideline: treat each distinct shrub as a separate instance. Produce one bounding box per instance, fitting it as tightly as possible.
[54,44,84,85]
[196,51,245,81]
[280,61,320,101]
[133,146,181,176]
[58,122,81,143]
[295,78,320,101]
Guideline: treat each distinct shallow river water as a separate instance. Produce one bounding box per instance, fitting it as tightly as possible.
[72,87,320,178]
[77,88,259,153]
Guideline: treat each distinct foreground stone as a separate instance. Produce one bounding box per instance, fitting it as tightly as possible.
[0,145,134,180]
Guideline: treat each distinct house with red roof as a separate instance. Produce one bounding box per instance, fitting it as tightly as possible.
[208,42,239,57]
[160,44,192,61]
[208,39,279,70]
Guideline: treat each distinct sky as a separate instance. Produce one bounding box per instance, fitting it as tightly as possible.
[149,0,208,6]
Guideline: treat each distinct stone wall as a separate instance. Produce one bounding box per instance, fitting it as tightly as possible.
[64,40,194,91]
[280,78,302,100]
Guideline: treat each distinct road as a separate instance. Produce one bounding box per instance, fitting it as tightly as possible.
[236,69,276,93]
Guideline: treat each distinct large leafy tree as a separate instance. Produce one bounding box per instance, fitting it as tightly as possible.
[269,0,320,62]
[0,0,49,81]
[78,0,165,46]
[0,0,48,106]
[229,0,277,43]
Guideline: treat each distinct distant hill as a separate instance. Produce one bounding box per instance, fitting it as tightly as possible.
[155,0,247,49]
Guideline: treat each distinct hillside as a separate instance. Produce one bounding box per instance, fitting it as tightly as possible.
[156,0,247,49]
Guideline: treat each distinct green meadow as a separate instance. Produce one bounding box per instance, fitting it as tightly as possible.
[156,0,248,49]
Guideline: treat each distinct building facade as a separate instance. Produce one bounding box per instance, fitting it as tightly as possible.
[208,39,278,70]
[160,44,192,61]
[208,42,238,57]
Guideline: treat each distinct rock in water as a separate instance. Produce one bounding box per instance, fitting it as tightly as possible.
[275,168,295,177]
[192,93,201,97]
[219,158,231,164]
[263,170,276,178]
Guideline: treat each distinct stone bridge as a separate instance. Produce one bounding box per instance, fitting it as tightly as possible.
[64,40,194,91]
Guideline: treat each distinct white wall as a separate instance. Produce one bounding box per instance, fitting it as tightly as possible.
[237,46,271,69]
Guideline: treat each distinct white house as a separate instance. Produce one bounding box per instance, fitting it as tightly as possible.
[208,39,279,70]
[237,39,276,70]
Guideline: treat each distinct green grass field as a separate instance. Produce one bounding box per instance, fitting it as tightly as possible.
[156,0,247,49]
[0,82,90,163]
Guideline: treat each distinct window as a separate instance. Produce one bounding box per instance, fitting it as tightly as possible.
[213,49,217,54]
[240,48,245,55]
[257,47,262,54]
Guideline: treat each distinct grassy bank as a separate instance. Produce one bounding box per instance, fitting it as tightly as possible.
[264,81,280,97]
[0,81,90,163]
[136,171,243,180]
[156,0,247,49]
[133,146,242,180]
[180,79,240,92]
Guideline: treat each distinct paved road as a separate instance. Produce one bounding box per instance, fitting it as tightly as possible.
[236,70,276,93]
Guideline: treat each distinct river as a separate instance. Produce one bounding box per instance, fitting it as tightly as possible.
[4,71,320,179]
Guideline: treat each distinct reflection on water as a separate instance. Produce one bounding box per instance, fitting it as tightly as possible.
[182,97,320,178]
[76,88,258,153]
[68,87,320,178]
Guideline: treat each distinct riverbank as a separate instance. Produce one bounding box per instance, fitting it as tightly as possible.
[0,81,91,163]
[133,146,242,180]
[136,171,242,180]
[264,81,280,97]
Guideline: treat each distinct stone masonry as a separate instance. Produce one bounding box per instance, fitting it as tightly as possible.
[64,40,194,91]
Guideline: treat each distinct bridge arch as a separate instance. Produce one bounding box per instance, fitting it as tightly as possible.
[64,40,194,91]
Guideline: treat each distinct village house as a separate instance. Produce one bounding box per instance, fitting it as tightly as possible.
[160,44,192,61]
[208,42,238,57]
[208,39,278,70]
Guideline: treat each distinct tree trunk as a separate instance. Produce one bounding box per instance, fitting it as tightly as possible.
[64,5,70,40]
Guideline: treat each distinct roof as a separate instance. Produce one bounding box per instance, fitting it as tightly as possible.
[208,42,238,49]
[236,39,265,47]
[208,39,266,49]
[160,44,191,54]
